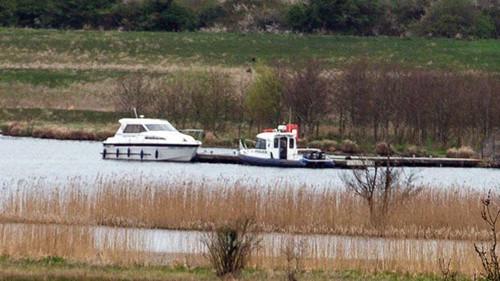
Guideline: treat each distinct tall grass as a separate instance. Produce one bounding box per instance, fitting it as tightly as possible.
[0,223,152,266]
[0,222,483,274]
[0,177,489,241]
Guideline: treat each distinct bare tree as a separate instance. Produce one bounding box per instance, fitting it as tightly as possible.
[202,218,261,278]
[474,190,500,281]
[282,238,307,281]
[151,74,196,127]
[114,73,156,115]
[438,258,458,281]
[282,59,332,137]
[341,153,421,227]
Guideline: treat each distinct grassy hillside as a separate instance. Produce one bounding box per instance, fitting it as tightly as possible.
[0,28,499,71]
[0,28,499,152]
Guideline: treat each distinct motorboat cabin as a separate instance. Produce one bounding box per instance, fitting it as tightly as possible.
[102,118,201,162]
[239,124,334,168]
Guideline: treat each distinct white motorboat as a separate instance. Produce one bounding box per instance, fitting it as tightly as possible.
[238,124,335,168]
[102,118,201,162]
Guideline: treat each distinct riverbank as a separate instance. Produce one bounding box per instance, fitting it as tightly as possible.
[0,108,480,159]
[0,257,450,281]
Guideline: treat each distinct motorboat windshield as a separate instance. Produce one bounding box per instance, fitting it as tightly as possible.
[145,123,177,132]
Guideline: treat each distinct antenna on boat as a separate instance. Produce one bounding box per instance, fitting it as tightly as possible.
[133,107,138,118]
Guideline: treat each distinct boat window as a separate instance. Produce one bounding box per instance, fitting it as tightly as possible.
[256,138,267,150]
[123,124,146,134]
[274,138,279,148]
[289,138,295,149]
[145,123,177,132]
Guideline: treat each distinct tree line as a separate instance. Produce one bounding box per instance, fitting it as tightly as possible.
[114,61,500,149]
[0,0,499,38]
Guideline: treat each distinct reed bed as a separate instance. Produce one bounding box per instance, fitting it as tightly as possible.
[0,177,491,241]
[0,223,156,266]
[0,222,483,274]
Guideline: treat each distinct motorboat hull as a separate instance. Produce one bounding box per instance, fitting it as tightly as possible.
[102,143,199,162]
[239,154,334,168]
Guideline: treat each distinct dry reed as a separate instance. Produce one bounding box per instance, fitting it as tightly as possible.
[0,222,484,275]
[0,223,155,266]
[0,177,490,241]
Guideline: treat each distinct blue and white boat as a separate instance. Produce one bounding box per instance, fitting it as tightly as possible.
[238,124,334,168]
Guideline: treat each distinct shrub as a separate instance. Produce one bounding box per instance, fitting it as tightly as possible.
[3,122,36,137]
[282,239,307,281]
[113,74,157,116]
[308,139,337,152]
[197,4,226,28]
[340,139,359,154]
[415,0,495,38]
[286,3,314,32]
[245,64,283,129]
[375,142,393,156]
[405,145,427,157]
[202,218,261,277]
[474,191,500,281]
[446,146,475,158]
[472,12,496,38]
[286,0,382,34]
[95,130,115,141]
[0,0,16,26]
[457,146,475,158]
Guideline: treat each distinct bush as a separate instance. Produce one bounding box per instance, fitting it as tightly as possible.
[416,0,495,38]
[202,218,261,277]
[286,0,382,34]
[308,139,337,152]
[404,145,427,157]
[113,74,157,116]
[472,12,496,38]
[375,142,393,156]
[340,139,359,154]
[245,64,283,129]
[0,0,16,26]
[286,3,314,32]
[446,146,475,158]
[139,0,197,31]
[197,4,226,28]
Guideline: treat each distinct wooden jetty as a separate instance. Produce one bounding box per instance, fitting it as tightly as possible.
[195,147,483,168]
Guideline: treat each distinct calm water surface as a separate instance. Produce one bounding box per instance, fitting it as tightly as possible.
[2,135,500,189]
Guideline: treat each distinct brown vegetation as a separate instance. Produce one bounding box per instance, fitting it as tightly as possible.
[0,221,484,275]
[342,160,421,227]
[474,191,500,281]
[1,122,115,141]
[203,218,261,277]
[115,70,246,132]
[0,223,151,266]
[0,177,493,241]
[446,146,476,159]
[335,62,500,147]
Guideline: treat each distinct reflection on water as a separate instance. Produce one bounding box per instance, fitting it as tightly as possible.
[2,136,500,189]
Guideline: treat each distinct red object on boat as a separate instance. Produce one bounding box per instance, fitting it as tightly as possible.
[286,124,299,139]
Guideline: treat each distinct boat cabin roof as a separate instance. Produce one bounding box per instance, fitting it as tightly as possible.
[118,118,172,125]
[256,131,295,140]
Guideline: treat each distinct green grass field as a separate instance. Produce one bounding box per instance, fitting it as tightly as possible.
[0,257,458,281]
[0,28,499,72]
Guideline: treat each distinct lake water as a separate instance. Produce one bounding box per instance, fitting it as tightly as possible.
[2,135,500,189]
